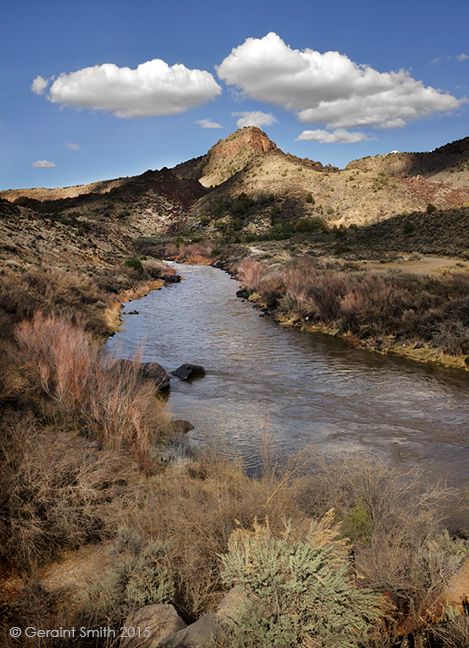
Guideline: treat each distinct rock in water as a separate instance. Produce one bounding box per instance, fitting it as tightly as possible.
[139,362,171,391]
[171,364,206,381]
[120,604,186,648]
[170,419,194,434]
[114,359,170,391]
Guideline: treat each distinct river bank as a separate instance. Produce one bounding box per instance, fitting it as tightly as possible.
[217,251,469,373]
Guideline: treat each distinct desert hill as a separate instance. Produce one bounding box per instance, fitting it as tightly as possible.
[347,137,469,188]
[186,130,469,234]
[0,128,468,240]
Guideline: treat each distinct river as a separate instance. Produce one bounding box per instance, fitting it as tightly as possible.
[107,263,469,489]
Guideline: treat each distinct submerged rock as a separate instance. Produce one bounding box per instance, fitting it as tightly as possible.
[126,309,140,315]
[171,364,206,381]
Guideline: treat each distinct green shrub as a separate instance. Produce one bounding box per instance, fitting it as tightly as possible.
[221,517,383,648]
[124,256,144,273]
[82,528,174,625]
[294,216,327,233]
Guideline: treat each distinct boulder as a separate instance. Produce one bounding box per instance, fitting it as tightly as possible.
[169,419,194,434]
[163,274,182,283]
[120,604,186,648]
[115,359,170,391]
[127,309,140,315]
[236,288,250,299]
[171,364,206,381]
[157,612,220,648]
[140,362,171,391]
[158,588,247,648]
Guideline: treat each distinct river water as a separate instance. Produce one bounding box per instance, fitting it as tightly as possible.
[107,263,469,489]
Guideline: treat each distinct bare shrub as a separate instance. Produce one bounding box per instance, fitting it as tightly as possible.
[14,311,169,469]
[236,258,265,291]
[299,455,467,639]
[0,410,133,573]
[141,259,167,278]
[125,453,310,619]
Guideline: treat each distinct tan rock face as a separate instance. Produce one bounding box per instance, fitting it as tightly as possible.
[120,604,186,648]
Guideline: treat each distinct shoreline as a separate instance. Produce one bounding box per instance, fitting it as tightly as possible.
[245,291,469,373]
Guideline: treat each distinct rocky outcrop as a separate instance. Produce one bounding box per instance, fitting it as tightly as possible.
[120,604,186,648]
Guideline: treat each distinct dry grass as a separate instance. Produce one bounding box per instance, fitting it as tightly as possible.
[237,256,469,357]
[0,410,134,574]
[14,311,169,469]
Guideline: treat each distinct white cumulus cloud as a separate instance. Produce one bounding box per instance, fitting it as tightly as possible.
[32,160,55,168]
[65,142,80,151]
[456,53,469,62]
[297,128,373,143]
[45,59,222,118]
[233,110,277,128]
[195,118,223,128]
[217,33,462,130]
[31,75,50,95]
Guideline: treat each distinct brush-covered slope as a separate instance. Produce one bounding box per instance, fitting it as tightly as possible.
[188,132,469,233]
[347,137,469,188]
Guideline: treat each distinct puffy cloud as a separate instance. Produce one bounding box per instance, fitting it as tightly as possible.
[32,160,55,168]
[65,142,80,151]
[233,110,277,128]
[46,59,222,118]
[218,33,462,129]
[297,128,373,143]
[456,53,469,62]
[31,75,50,95]
[196,118,223,128]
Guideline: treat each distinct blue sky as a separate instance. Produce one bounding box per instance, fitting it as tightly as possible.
[1,0,468,189]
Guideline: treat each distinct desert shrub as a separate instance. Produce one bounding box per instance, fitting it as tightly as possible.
[237,258,265,291]
[0,266,108,339]
[141,258,167,278]
[294,216,327,233]
[124,256,144,273]
[221,516,384,647]
[299,455,468,638]
[429,616,469,648]
[126,453,312,618]
[426,203,437,213]
[81,528,174,626]
[306,192,315,204]
[0,410,133,573]
[247,256,469,355]
[14,311,169,469]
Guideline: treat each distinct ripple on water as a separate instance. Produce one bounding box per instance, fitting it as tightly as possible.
[108,263,469,487]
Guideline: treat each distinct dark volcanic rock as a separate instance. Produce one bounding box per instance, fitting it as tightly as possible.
[171,364,206,381]
[140,362,171,390]
[163,274,182,283]
[115,359,170,391]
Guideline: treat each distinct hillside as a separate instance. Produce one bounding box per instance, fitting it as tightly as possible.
[0,176,129,202]
[187,131,469,234]
[1,128,468,241]
[347,137,469,188]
